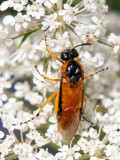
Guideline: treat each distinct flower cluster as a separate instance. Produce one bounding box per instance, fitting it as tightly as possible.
[0,0,120,160]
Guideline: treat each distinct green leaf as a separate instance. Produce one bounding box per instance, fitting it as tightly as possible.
[17,28,39,49]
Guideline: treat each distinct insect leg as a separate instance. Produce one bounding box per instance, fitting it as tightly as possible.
[80,96,87,120]
[82,97,87,112]
[76,58,81,62]
[45,37,62,63]
[84,67,108,79]
[82,97,93,125]
[82,115,93,125]
[20,90,58,124]
[33,90,59,119]
[35,65,60,82]
[54,90,59,118]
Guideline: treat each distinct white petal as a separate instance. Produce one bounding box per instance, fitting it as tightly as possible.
[15,23,21,32]
[74,152,81,159]
[13,3,23,12]
[0,131,5,138]
[92,16,98,24]
[22,21,28,28]
[73,145,80,151]
[0,1,10,11]
[50,0,57,3]
[21,0,28,5]
[35,13,40,19]
[3,15,15,25]
[66,156,73,160]
[33,77,44,89]
[24,15,31,21]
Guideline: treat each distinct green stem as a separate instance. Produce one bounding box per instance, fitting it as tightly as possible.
[10,25,41,40]
[97,36,113,48]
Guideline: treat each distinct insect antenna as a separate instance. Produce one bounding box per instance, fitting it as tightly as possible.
[72,43,91,50]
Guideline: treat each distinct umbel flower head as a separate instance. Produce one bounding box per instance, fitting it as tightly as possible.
[0,0,120,160]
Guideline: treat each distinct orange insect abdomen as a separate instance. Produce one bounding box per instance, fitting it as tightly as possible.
[57,60,84,141]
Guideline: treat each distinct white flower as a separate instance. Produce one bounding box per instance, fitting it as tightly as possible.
[0,131,4,138]
[79,51,104,70]
[45,124,62,146]
[3,15,15,26]
[108,131,120,144]
[25,91,43,105]
[0,143,9,159]
[9,42,37,62]
[108,33,120,54]
[56,145,81,160]
[0,0,28,12]
[0,47,10,67]
[36,0,57,8]
[3,13,31,32]
[35,148,53,160]
[27,2,45,19]
[105,145,120,159]
[51,31,71,52]
[77,137,90,153]
[89,139,105,156]
[89,16,107,37]
[58,4,78,25]
[14,81,30,98]
[0,25,12,46]
[92,53,104,68]
[26,130,40,140]
[33,64,59,91]
[108,33,120,45]
[88,128,99,139]
[74,24,89,41]
[0,76,11,93]
[81,131,88,137]
[42,13,62,31]
[83,0,97,11]
[102,98,113,108]
[3,135,15,148]
[13,143,33,155]
[35,135,48,147]
[4,98,23,113]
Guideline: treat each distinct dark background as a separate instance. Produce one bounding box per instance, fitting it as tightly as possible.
[106,0,120,11]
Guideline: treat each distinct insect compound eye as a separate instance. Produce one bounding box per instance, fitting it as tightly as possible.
[60,52,69,61]
[71,49,79,59]
[61,49,79,61]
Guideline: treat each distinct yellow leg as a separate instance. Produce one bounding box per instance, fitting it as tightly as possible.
[82,97,93,125]
[35,65,60,82]
[45,37,62,63]
[76,58,81,62]
[33,90,59,119]
[80,96,87,120]
[84,67,108,79]
[83,97,87,112]
[20,90,58,124]
[54,90,59,118]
